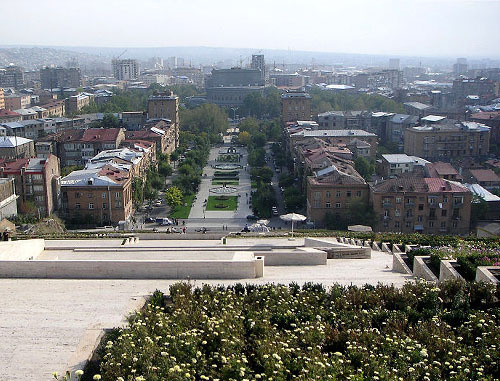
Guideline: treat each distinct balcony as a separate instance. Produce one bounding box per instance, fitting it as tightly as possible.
[404,201,415,208]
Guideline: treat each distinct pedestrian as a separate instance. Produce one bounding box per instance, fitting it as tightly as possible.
[182,226,186,234]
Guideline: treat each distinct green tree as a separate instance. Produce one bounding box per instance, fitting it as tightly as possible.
[471,195,489,227]
[284,186,305,212]
[158,162,173,177]
[251,132,267,148]
[102,113,119,128]
[238,131,251,146]
[164,186,183,208]
[354,157,375,181]
[252,184,276,218]
[132,178,144,207]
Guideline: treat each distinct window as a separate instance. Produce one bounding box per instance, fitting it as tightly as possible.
[347,191,352,197]
[418,204,424,211]
[417,216,423,222]
[406,221,411,228]
[75,203,80,209]
[314,192,321,200]
[115,201,122,208]
[335,202,341,208]
[75,192,81,199]
[384,210,390,217]
[336,191,341,197]
[32,174,42,180]
[102,192,107,199]
[443,197,448,203]
[406,209,413,217]
[314,200,320,208]
[441,209,447,217]
[452,221,458,228]
[440,221,446,228]
[33,185,44,192]
[326,191,331,198]
[88,192,93,198]
[115,192,122,199]
[395,221,400,228]
[102,203,107,209]
[429,221,434,228]
[395,209,401,217]
[89,203,94,210]
[326,202,331,208]
[356,191,362,197]
[383,221,389,228]
[396,197,401,204]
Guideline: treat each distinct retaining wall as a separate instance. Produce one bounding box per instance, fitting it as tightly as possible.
[413,256,438,282]
[0,239,45,260]
[392,252,412,274]
[439,260,463,282]
[476,267,499,284]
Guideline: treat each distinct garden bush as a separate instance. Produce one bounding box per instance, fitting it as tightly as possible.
[88,281,500,380]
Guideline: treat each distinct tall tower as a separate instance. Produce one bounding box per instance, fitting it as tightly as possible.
[251,54,265,80]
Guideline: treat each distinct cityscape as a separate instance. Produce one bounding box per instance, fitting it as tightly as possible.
[1,0,500,380]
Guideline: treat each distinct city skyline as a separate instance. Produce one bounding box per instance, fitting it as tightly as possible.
[2,0,500,58]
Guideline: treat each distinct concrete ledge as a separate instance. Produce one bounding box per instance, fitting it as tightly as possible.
[392,244,402,253]
[260,248,327,266]
[381,243,391,253]
[325,246,371,259]
[372,241,381,251]
[0,239,45,260]
[137,233,226,240]
[304,237,338,248]
[392,252,412,275]
[476,266,499,284]
[0,258,261,279]
[439,260,463,282]
[413,256,438,283]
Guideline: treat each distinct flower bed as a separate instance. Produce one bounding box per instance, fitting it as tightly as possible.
[86,281,500,381]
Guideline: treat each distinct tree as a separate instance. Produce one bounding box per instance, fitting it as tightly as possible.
[102,113,119,128]
[238,131,251,146]
[471,195,489,227]
[284,186,305,212]
[251,132,267,148]
[132,178,144,207]
[158,162,173,177]
[250,167,274,184]
[165,186,183,208]
[354,157,375,181]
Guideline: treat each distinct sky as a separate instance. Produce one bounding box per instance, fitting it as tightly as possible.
[2,0,500,58]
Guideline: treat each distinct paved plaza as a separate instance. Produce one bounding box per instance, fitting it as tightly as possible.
[0,238,412,380]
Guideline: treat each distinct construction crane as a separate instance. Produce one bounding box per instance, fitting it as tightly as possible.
[113,49,128,61]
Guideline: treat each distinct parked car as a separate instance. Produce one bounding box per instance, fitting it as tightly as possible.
[155,200,162,207]
[272,206,279,216]
[246,214,258,220]
[145,217,155,223]
[156,217,172,226]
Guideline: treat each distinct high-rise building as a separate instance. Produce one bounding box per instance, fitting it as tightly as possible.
[251,54,265,80]
[40,67,81,90]
[453,58,468,75]
[0,66,24,89]
[112,59,139,80]
[388,58,400,70]
[147,92,179,149]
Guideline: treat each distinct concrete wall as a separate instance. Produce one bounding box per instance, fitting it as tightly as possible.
[439,260,463,282]
[260,248,327,266]
[413,256,438,283]
[392,252,412,274]
[476,266,499,284]
[0,239,44,260]
[0,259,261,279]
[326,247,371,259]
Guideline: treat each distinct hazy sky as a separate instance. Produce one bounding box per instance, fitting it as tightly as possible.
[2,0,500,58]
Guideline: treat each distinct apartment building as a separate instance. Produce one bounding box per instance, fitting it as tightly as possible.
[0,136,35,159]
[125,119,177,154]
[386,114,419,150]
[39,128,125,167]
[378,154,429,178]
[317,110,372,130]
[425,162,462,181]
[404,122,490,160]
[0,66,24,89]
[65,93,91,114]
[0,178,18,220]
[0,109,21,123]
[0,154,60,217]
[4,93,31,110]
[469,111,500,144]
[61,165,133,225]
[371,177,471,235]
[86,146,152,179]
[112,59,139,81]
[39,99,65,117]
[288,129,378,157]
[306,164,369,227]
[281,91,312,124]
[40,66,81,89]
[147,92,179,125]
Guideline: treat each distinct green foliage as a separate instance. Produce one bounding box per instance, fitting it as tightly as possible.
[164,186,183,208]
[248,147,266,167]
[158,161,173,177]
[283,186,305,212]
[309,87,405,115]
[470,195,489,227]
[250,167,273,184]
[252,184,276,218]
[237,87,281,119]
[354,156,375,181]
[90,281,500,381]
[169,194,195,219]
[180,103,229,137]
[61,165,84,177]
[324,201,377,230]
[132,178,144,207]
[237,131,251,146]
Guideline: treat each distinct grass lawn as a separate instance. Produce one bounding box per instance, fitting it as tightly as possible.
[212,180,239,185]
[206,195,238,211]
[169,194,195,219]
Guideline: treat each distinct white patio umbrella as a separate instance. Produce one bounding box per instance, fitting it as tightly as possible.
[280,213,306,238]
[257,219,270,225]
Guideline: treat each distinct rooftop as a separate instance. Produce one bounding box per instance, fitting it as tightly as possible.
[372,177,469,194]
[291,129,376,138]
[469,169,500,183]
[0,136,33,147]
[464,183,500,202]
[382,154,429,165]
[61,165,129,187]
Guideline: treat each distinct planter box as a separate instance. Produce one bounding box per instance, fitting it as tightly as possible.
[372,242,381,251]
[392,244,402,253]
[476,266,500,284]
[381,243,391,253]
[413,256,438,283]
[392,252,412,275]
[439,260,463,282]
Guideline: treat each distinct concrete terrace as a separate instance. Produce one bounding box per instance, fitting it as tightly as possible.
[0,237,412,380]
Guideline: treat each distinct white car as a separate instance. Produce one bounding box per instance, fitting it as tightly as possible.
[155,200,162,207]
